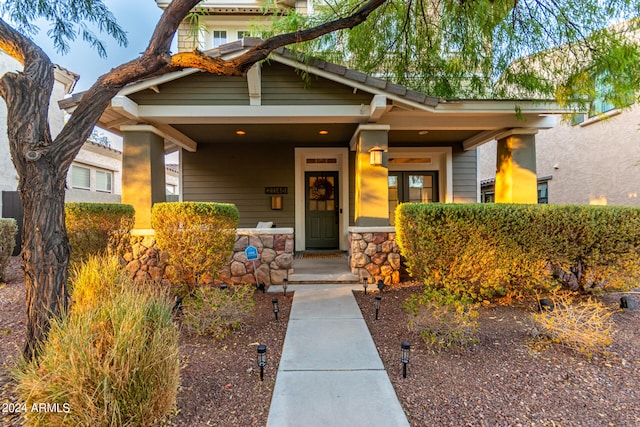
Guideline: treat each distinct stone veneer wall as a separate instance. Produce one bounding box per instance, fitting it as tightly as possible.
[122,228,294,286]
[348,226,401,285]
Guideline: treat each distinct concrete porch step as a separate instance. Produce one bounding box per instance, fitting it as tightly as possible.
[286,272,360,285]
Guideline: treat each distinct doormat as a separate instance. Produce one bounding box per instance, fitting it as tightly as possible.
[302,252,343,258]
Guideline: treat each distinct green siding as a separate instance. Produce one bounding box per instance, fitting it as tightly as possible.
[262,63,374,105]
[452,145,478,203]
[182,143,296,228]
[129,73,250,106]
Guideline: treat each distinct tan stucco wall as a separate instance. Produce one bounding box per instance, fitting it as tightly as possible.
[479,105,640,206]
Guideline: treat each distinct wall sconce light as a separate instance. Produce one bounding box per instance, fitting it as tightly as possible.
[374,295,382,320]
[257,344,267,381]
[401,341,411,378]
[271,195,283,210]
[272,298,279,320]
[369,146,385,166]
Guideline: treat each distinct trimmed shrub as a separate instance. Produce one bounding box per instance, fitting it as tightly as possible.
[532,293,614,358]
[65,203,135,263]
[396,203,640,300]
[405,288,479,349]
[181,284,256,339]
[152,202,239,292]
[0,218,17,281]
[15,256,179,426]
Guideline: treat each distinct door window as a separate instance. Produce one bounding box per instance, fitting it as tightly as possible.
[388,172,439,225]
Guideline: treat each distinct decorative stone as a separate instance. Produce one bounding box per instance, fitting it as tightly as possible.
[391,270,400,284]
[230,261,247,276]
[134,270,150,284]
[270,269,288,285]
[256,264,271,285]
[262,235,274,248]
[126,260,141,274]
[241,273,256,284]
[358,240,368,251]
[159,250,171,263]
[262,248,277,263]
[372,233,386,244]
[123,252,133,262]
[362,233,373,242]
[371,252,387,265]
[249,236,264,250]
[273,235,286,252]
[149,266,164,282]
[364,242,378,256]
[233,251,248,263]
[381,240,395,253]
[365,263,380,275]
[388,253,401,270]
[275,253,294,269]
[351,233,363,241]
[284,238,294,254]
[141,236,156,249]
[234,236,249,252]
[351,253,369,268]
[380,265,393,277]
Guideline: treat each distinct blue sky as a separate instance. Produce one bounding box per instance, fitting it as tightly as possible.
[32,0,165,92]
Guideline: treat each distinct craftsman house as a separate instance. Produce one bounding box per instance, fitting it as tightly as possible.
[60,39,560,254]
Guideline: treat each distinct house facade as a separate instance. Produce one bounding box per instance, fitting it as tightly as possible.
[61,40,560,251]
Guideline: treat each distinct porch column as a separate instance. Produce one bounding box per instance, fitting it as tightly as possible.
[121,126,167,229]
[495,129,538,204]
[353,125,390,226]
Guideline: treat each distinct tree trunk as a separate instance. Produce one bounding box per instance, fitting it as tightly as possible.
[21,167,70,361]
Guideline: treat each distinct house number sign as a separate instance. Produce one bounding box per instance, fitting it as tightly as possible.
[265,187,288,194]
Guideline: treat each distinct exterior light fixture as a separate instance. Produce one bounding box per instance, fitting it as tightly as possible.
[375,295,382,320]
[220,284,228,291]
[271,195,283,210]
[538,298,554,312]
[319,130,329,135]
[418,130,429,135]
[272,298,279,320]
[257,344,267,381]
[236,130,246,135]
[362,277,368,295]
[283,278,288,296]
[620,296,636,310]
[377,279,386,293]
[368,146,385,167]
[401,341,411,378]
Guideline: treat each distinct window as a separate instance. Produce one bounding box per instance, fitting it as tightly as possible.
[95,170,112,193]
[166,184,177,195]
[71,165,90,190]
[537,182,549,204]
[388,171,439,225]
[213,30,227,47]
[237,30,250,39]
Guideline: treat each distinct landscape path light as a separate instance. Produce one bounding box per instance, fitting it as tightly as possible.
[374,295,381,320]
[257,344,267,381]
[362,277,368,295]
[283,278,288,296]
[272,298,279,320]
[401,341,411,378]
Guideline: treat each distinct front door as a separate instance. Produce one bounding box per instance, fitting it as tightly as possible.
[305,172,339,249]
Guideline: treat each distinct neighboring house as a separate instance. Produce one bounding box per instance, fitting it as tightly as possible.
[479,103,640,206]
[67,140,123,203]
[160,0,310,51]
[60,39,561,252]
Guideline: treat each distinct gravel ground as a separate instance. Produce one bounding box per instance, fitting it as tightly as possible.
[2,256,639,427]
[355,283,640,427]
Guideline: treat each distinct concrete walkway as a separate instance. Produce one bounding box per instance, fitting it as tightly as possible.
[266,285,410,427]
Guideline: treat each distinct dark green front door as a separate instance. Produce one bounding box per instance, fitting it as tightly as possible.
[305,172,339,249]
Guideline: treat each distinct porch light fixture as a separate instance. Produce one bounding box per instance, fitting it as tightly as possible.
[401,341,411,378]
[369,146,385,167]
[375,295,382,320]
[271,195,283,210]
[362,277,368,295]
[418,130,429,135]
[283,278,288,296]
[257,344,267,381]
[236,130,246,135]
[319,130,329,135]
[272,298,279,320]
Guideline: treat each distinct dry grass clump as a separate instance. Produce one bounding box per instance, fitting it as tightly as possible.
[405,288,479,349]
[181,284,256,339]
[69,254,129,311]
[532,293,615,358]
[14,257,179,426]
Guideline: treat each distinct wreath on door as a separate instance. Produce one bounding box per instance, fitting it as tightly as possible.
[310,178,334,201]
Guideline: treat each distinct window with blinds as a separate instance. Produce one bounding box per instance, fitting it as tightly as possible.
[71,165,90,190]
[95,170,112,193]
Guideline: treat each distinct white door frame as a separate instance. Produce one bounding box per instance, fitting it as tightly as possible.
[294,147,349,251]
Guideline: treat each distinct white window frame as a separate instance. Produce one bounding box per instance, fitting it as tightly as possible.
[71,165,91,190]
[213,30,227,48]
[95,169,112,193]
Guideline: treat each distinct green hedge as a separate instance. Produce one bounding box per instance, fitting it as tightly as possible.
[65,203,135,263]
[396,203,640,300]
[0,218,17,281]
[152,202,239,292]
